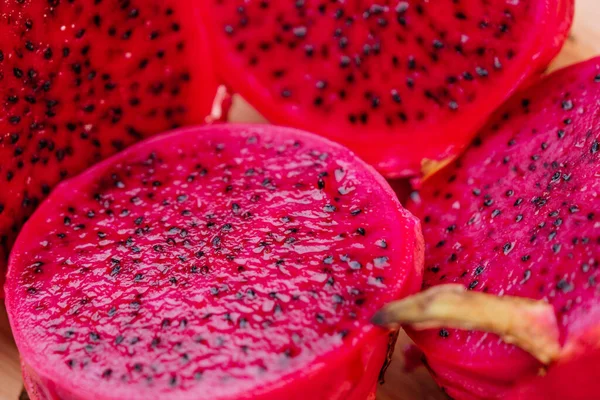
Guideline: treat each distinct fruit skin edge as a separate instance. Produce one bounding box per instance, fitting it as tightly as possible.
[1,0,576,398]
[7,124,424,400]
[18,332,389,400]
[198,0,574,179]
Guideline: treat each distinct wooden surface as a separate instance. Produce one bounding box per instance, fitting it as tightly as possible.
[0,307,20,400]
[1,1,599,399]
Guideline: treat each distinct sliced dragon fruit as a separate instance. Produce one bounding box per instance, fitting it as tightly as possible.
[200,0,573,178]
[6,124,423,400]
[0,0,219,293]
[374,57,600,399]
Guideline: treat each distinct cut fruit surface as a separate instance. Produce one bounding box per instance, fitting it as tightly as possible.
[405,57,600,399]
[0,0,219,292]
[201,0,573,177]
[6,124,423,400]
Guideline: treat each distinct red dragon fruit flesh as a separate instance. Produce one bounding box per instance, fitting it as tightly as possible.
[199,0,574,178]
[5,124,423,400]
[373,57,600,399]
[0,0,219,293]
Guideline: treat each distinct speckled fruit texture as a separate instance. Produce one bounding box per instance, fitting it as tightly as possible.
[408,58,600,400]
[7,124,423,400]
[0,0,218,293]
[201,0,573,177]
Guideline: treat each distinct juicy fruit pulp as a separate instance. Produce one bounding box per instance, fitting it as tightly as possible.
[405,58,600,399]
[0,0,219,291]
[6,125,423,400]
[201,0,573,177]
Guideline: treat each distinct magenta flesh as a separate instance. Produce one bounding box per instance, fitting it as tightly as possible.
[408,57,600,399]
[0,0,218,290]
[201,0,573,177]
[7,124,423,400]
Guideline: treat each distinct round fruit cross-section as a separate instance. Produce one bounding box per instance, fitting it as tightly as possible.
[6,124,423,400]
[201,0,573,177]
[407,58,600,400]
[0,0,219,290]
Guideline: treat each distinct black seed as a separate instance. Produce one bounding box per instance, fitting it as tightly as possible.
[520,270,531,284]
[40,48,55,62]
[340,56,351,68]
[376,239,387,248]
[339,37,348,49]
[108,261,122,277]
[556,279,573,293]
[323,204,336,212]
[370,96,380,109]
[349,261,361,270]
[304,44,314,56]
[293,26,307,38]
[587,213,595,220]
[372,256,389,268]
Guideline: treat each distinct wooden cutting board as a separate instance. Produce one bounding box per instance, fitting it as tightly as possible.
[1,1,599,399]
